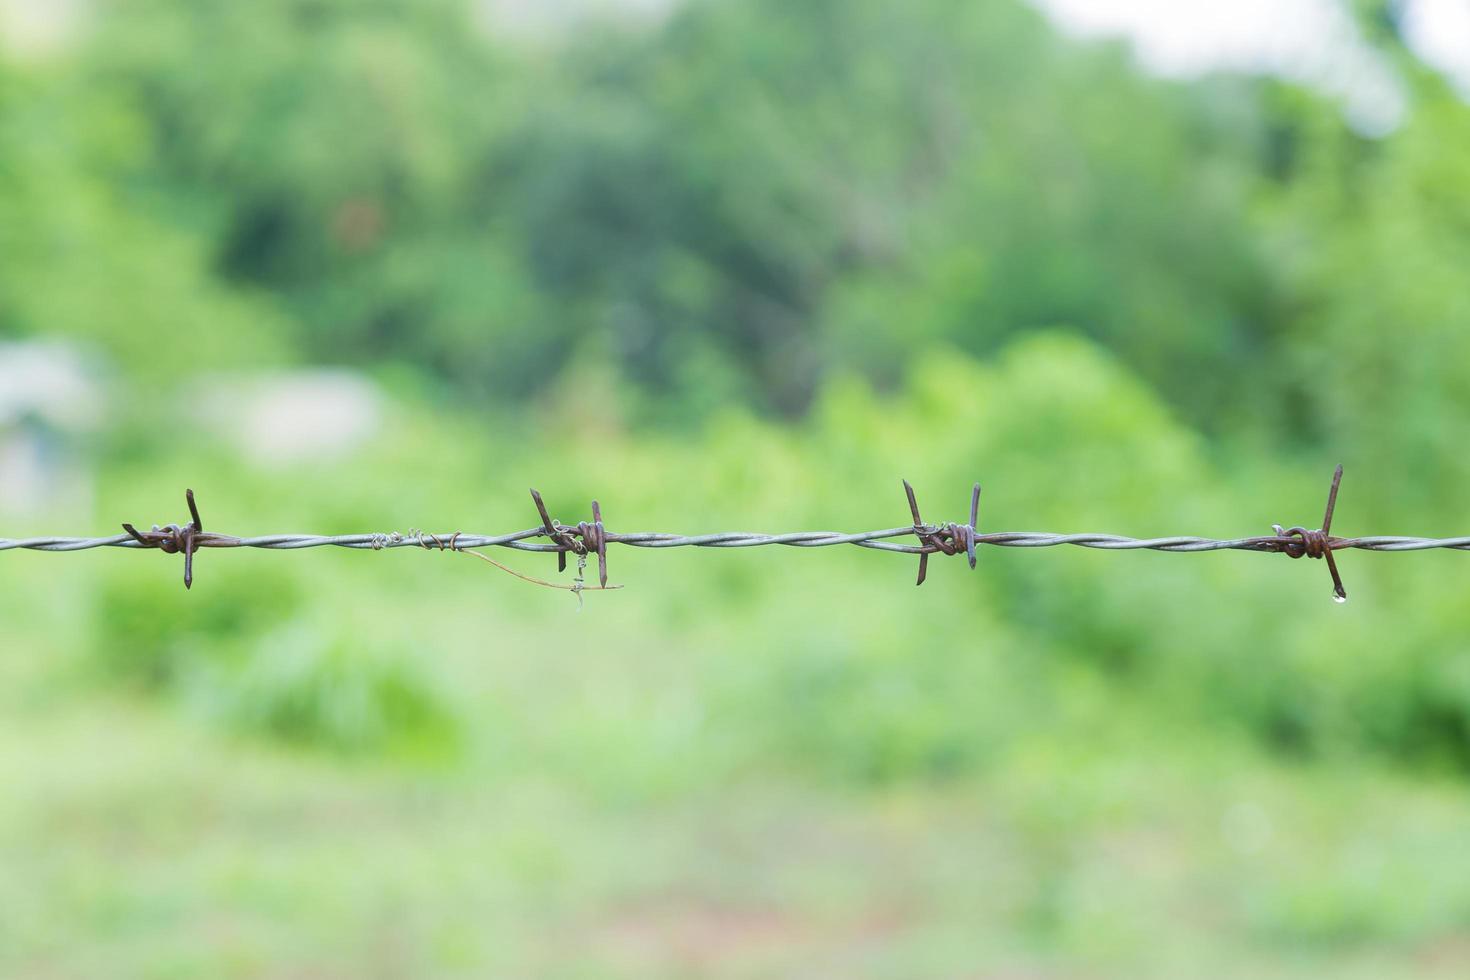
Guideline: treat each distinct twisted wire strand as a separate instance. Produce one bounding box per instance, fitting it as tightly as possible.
[4,529,1470,555]
[8,471,1459,600]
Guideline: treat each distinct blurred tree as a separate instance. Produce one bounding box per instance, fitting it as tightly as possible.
[506,0,1278,423]
[1256,77,1470,519]
[0,49,290,378]
[6,0,1467,480]
[56,0,1292,423]
[78,0,557,396]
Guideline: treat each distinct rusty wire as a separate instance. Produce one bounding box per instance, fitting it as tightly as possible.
[2,467,1469,602]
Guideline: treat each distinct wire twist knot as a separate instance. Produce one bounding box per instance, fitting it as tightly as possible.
[1270,464,1348,601]
[1273,526,1331,560]
[410,530,461,552]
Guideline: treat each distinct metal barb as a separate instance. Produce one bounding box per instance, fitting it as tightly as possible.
[1271,464,1348,602]
[122,488,204,590]
[902,479,982,586]
[963,483,981,569]
[528,488,609,588]
[529,488,566,573]
[585,500,608,589]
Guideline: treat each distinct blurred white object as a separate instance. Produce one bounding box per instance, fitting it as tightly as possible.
[0,341,102,519]
[196,371,383,467]
[0,0,85,58]
[0,341,102,430]
[1404,0,1470,100]
[1034,0,1411,133]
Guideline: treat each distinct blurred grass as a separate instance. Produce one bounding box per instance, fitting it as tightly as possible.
[6,677,1470,976]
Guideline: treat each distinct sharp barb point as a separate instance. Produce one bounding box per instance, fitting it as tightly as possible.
[186,488,202,532]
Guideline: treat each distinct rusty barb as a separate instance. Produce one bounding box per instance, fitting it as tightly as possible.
[13,463,1468,605]
[529,489,609,589]
[904,480,981,586]
[1268,463,1349,602]
[122,488,206,590]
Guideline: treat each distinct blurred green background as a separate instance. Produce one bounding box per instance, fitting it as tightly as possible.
[2,0,1470,975]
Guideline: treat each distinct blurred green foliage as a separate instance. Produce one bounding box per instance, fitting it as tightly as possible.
[3,0,1470,975]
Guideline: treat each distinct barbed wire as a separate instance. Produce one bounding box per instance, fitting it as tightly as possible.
[2,467,1467,602]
